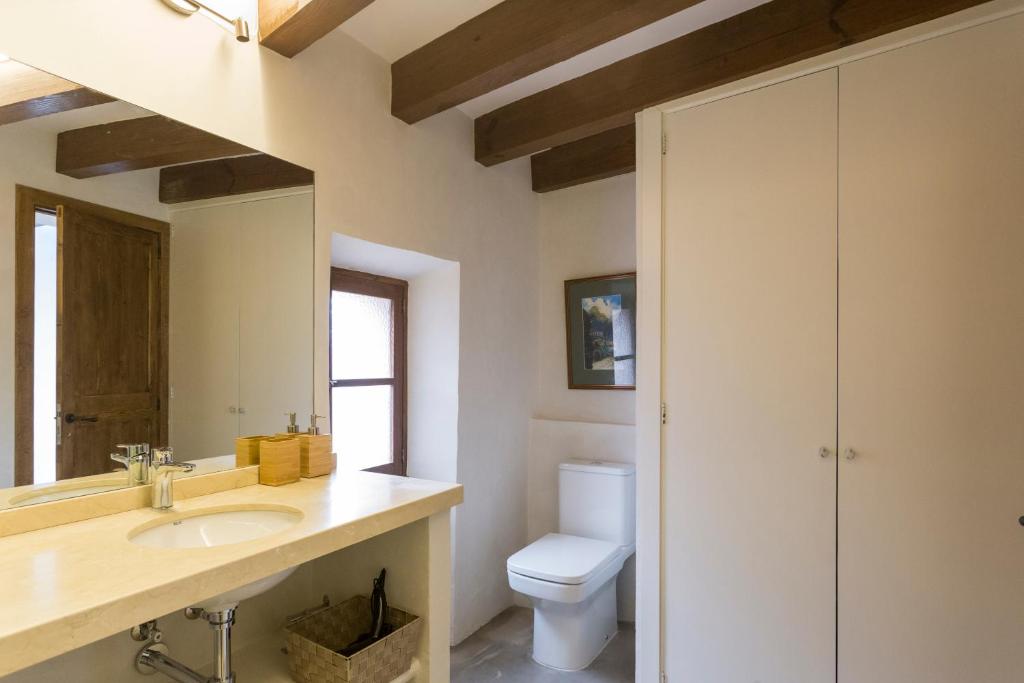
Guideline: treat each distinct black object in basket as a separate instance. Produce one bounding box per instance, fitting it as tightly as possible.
[285,595,421,683]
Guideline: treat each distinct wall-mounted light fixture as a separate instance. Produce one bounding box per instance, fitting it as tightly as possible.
[159,0,250,42]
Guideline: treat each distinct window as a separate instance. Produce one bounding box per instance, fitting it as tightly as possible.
[33,210,57,484]
[329,268,407,475]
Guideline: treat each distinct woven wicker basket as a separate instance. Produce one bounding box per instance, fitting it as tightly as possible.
[285,596,421,683]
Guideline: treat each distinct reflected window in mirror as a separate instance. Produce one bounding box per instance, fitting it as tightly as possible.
[33,210,57,484]
[329,268,407,476]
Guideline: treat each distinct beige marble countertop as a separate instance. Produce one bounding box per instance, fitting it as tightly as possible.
[0,471,462,677]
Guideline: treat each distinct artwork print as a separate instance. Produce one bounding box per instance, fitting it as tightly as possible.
[565,273,635,390]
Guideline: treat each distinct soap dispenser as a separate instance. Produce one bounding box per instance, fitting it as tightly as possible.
[298,414,334,478]
[308,414,324,435]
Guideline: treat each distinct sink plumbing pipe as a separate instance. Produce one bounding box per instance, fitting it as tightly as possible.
[133,605,238,683]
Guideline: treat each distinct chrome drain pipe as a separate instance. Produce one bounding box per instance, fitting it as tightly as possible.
[207,607,236,683]
[135,607,237,683]
[137,645,210,683]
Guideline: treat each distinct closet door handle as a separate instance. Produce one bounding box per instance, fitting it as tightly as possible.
[844,448,858,461]
[818,447,834,459]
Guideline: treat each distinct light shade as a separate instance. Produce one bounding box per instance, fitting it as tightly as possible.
[233,18,250,42]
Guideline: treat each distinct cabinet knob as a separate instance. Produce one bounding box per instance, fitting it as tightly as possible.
[818,447,834,459]
[844,448,858,461]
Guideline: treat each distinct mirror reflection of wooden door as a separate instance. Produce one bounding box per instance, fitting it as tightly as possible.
[16,188,170,484]
[52,200,168,479]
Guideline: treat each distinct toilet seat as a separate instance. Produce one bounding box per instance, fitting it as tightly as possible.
[507,533,620,585]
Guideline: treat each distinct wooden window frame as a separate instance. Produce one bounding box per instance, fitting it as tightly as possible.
[13,185,170,486]
[329,267,408,476]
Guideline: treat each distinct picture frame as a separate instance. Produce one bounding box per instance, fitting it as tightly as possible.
[564,272,636,390]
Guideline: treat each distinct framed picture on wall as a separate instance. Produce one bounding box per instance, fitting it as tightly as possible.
[565,273,636,390]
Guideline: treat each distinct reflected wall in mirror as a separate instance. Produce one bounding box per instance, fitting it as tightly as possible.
[0,58,315,509]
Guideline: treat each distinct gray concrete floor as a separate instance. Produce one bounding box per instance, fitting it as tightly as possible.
[451,607,634,683]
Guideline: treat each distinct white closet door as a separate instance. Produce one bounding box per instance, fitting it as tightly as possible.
[168,204,240,458]
[662,69,838,682]
[237,193,314,437]
[838,14,1024,683]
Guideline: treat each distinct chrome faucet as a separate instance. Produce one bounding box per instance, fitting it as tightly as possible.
[150,447,196,510]
[111,443,152,486]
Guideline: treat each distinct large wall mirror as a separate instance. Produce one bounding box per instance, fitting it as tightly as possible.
[0,57,315,509]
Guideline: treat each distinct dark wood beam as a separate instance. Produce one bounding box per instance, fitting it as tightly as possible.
[159,154,313,203]
[392,0,702,124]
[259,0,375,58]
[532,124,635,193]
[56,115,253,179]
[0,61,114,126]
[476,0,991,165]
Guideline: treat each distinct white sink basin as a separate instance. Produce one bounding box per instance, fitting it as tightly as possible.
[127,505,304,610]
[128,505,303,549]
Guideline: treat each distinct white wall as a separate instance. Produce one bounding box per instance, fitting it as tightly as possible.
[0,103,168,488]
[525,175,638,620]
[535,174,637,425]
[0,2,538,643]
[406,264,461,485]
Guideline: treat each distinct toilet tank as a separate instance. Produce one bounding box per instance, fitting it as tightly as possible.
[558,460,636,547]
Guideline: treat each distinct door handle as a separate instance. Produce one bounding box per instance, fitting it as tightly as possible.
[65,413,99,424]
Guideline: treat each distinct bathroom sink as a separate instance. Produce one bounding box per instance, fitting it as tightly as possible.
[128,505,304,609]
[128,504,303,549]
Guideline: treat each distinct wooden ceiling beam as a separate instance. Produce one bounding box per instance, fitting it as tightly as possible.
[0,61,114,126]
[531,124,635,193]
[391,0,702,124]
[476,0,992,166]
[56,115,253,179]
[159,154,313,203]
[259,0,375,58]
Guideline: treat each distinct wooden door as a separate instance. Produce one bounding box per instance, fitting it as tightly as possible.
[837,14,1024,682]
[57,204,167,479]
[661,69,838,682]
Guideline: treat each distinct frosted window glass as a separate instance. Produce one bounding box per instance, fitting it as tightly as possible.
[331,291,393,380]
[33,213,57,484]
[332,385,393,471]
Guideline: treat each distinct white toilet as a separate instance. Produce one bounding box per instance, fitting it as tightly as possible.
[507,460,635,671]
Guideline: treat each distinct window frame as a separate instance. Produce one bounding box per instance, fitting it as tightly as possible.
[329,267,408,476]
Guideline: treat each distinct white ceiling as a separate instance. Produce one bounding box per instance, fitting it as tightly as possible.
[340,0,769,119]
[340,0,504,64]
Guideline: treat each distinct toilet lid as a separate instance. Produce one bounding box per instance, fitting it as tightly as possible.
[507,533,620,585]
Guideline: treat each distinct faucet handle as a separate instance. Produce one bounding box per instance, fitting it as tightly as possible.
[152,447,173,466]
[152,447,195,473]
[115,443,150,458]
